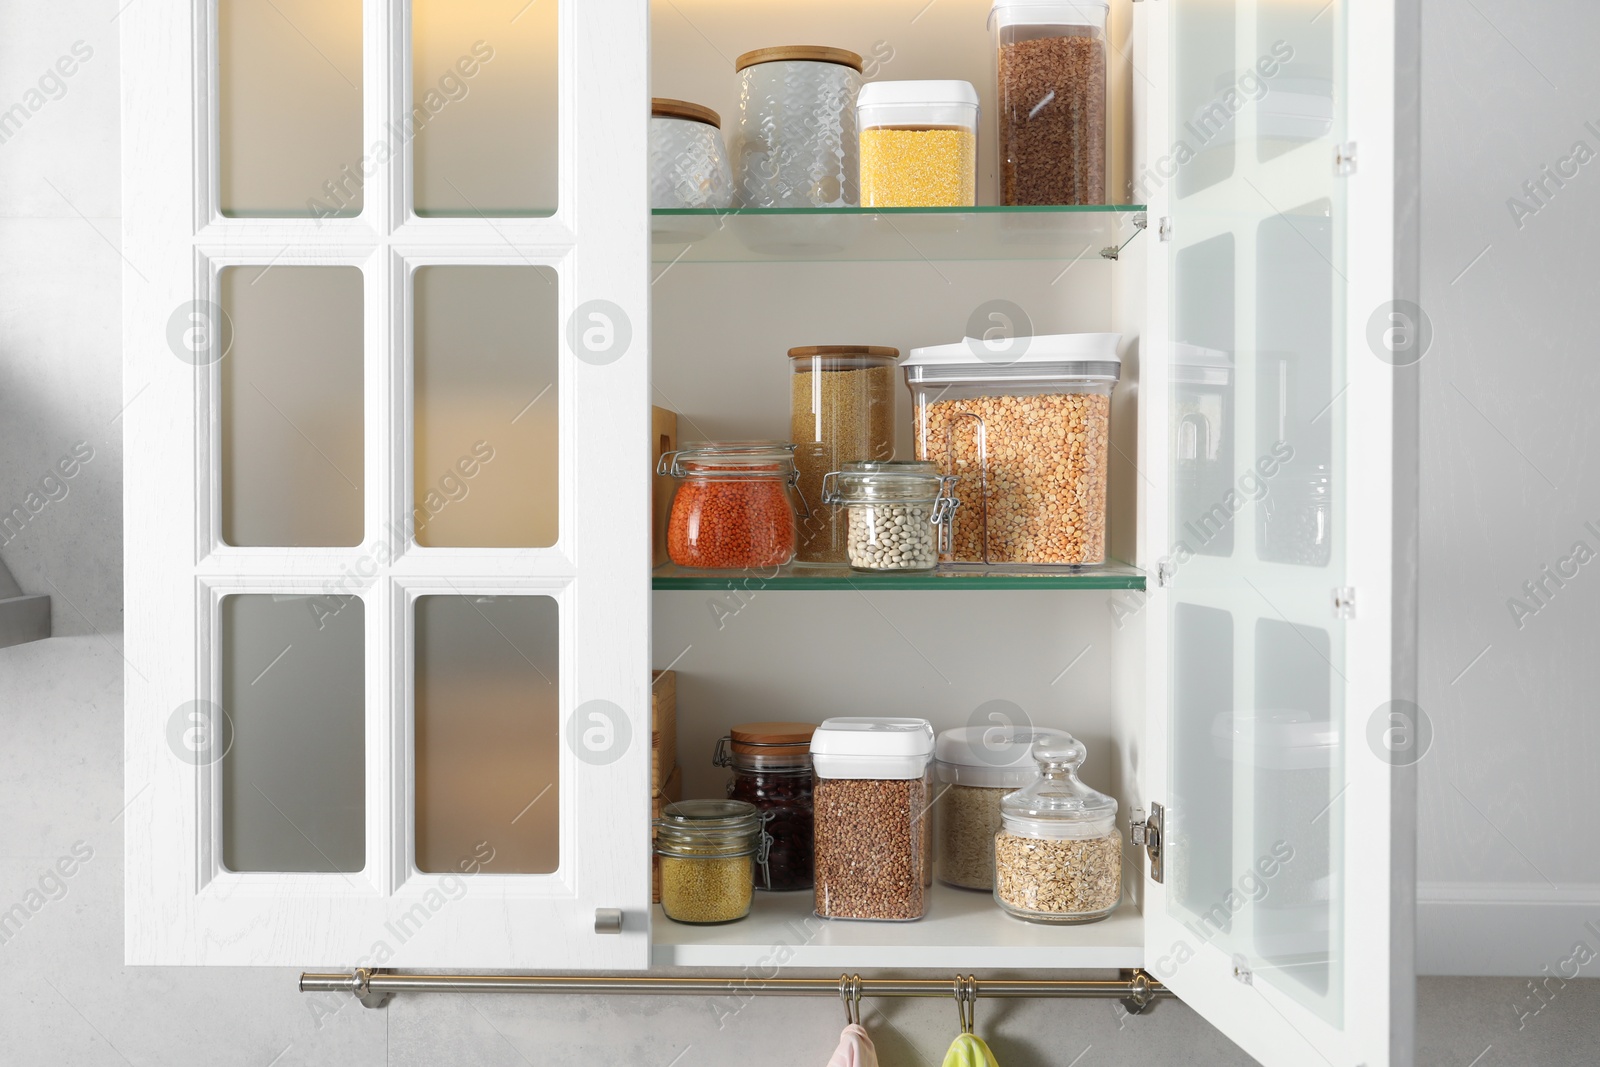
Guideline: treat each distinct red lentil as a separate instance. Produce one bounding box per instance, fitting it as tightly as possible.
[667,469,796,569]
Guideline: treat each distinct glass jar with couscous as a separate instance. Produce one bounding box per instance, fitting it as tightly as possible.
[655,799,771,924]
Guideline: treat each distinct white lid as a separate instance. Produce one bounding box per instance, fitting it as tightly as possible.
[811,716,935,780]
[903,332,1121,382]
[905,332,1119,367]
[990,0,1110,31]
[857,80,980,109]
[935,725,1072,787]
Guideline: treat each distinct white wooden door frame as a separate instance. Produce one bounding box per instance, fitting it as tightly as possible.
[123,0,652,968]
[1137,0,1411,1063]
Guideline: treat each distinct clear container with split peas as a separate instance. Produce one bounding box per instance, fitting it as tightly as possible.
[904,333,1121,568]
[821,461,958,572]
[993,736,1122,924]
[858,81,980,207]
[810,717,935,921]
[655,799,770,925]
[991,0,1110,205]
[935,725,1070,890]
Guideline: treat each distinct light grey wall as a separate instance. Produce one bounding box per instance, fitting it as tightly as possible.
[1414,0,1600,976]
[2,0,1598,1063]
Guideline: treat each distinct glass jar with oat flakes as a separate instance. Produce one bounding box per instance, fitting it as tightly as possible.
[993,736,1122,924]
[903,333,1121,567]
[789,346,897,564]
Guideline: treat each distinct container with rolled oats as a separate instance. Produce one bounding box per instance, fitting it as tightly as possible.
[903,334,1121,567]
[993,735,1122,924]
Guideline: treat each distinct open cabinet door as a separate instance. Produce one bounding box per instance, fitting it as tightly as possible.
[122,0,651,968]
[1140,0,1412,1063]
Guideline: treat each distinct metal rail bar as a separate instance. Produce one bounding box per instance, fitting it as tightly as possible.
[301,969,1170,1011]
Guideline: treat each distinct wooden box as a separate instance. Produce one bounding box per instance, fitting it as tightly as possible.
[652,405,679,567]
[650,762,682,904]
[652,669,677,794]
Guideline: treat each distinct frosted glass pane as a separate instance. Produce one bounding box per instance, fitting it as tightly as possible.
[1169,603,1235,937]
[414,266,558,547]
[1257,0,1336,164]
[1173,235,1236,559]
[221,266,364,547]
[222,594,365,873]
[1255,204,1333,568]
[411,0,558,217]
[1253,618,1341,1005]
[414,595,560,874]
[218,0,363,218]
[1172,0,1235,201]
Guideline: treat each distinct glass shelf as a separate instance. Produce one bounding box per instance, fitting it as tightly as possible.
[651,205,1147,265]
[652,561,1145,591]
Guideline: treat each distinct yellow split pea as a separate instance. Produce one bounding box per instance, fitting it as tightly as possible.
[860,126,976,207]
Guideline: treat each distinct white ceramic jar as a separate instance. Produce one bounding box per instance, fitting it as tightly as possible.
[650,98,734,210]
[733,46,862,208]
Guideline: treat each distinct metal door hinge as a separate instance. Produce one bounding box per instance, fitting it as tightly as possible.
[1156,559,1176,587]
[1335,142,1358,176]
[595,908,623,934]
[1333,586,1356,619]
[1158,216,1172,242]
[1130,802,1163,883]
[1232,955,1253,985]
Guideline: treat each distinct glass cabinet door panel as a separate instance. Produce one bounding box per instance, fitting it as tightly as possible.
[411,0,559,217]
[413,266,558,548]
[1164,0,1368,1054]
[414,595,560,874]
[220,266,364,547]
[218,0,363,217]
[221,594,366,873]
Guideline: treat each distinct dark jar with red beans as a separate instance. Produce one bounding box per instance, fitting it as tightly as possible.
[715,722,818,892]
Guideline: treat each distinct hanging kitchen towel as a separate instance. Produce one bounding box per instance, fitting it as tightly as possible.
[825,1023,880,1067]
[940,1032,1001,1067]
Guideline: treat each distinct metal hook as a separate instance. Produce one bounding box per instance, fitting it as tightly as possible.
[839,974,863,1026]
[953,974,977,1034]
[944,412,990,564]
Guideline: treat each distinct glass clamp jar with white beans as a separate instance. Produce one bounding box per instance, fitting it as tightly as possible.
[820,461,959,572]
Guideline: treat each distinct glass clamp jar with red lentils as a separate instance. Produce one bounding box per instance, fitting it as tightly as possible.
[820,461,959,572]
[658,442,809,570]
[714,721,818,891]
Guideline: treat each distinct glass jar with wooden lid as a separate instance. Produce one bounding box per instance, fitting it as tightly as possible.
[733,46,863,207]
[650,97,734,210]
[714,721,818,891]
[789,345,897,564]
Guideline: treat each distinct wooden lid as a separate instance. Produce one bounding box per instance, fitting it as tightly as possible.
[736,46,864,73]
[652,97,721,129]
[730,721,818,754]
[788,345,900,359]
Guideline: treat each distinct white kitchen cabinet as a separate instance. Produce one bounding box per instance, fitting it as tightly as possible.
[122,1,1414,1063]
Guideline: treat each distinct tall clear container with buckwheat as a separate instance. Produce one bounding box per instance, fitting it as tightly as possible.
[810,717,934,921]
[903,333,1121,567]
